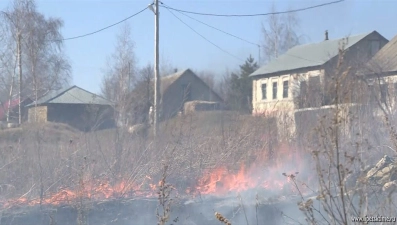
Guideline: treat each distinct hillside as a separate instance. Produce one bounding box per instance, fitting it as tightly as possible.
[0,122,78,144]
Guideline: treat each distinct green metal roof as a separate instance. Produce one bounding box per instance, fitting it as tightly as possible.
[250,31,377,77]
[26,85,113,107]
[367,34,397,73]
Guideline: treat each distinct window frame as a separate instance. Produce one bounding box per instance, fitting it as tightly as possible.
[272,82,277,100]
[261,83,267,100]
[283,80,289,98]
[299,80,308,108]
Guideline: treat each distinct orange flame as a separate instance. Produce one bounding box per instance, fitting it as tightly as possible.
[1,143,312,209]
[191,163,299,196]
[190,143,312,196]
[1,177,159,209]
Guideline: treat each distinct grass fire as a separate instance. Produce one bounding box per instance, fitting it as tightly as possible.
[0,42,397,225]
[2,99,397,225]
[0,1,396,224]
[0,112,318,225]
[1,100,397,225]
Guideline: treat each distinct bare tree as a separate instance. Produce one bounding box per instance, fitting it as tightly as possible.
[0,0,71,122]
[101,22,137,128]
[261,3,301,63]
[289,41,397,224]
[160,53,176,77]
[196,69,225,100]
[129,63,154,125]
[217,68,236,105]
[0,30,18,122]
[197,70,216,90]
[0,20,17,107]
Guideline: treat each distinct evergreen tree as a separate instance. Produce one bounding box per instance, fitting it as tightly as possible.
[227,55,258,112]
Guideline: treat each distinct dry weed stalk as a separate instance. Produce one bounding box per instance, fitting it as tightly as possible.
[237,193,249,225]
[49,210,57,225]
[215,211,232,225]
[288,37,397,224]
[282,172,326,224]
[76,157,88,225]
[156,164,177,225]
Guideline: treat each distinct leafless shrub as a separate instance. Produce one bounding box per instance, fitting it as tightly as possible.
[288,38,397,224]
[156,163,177,225]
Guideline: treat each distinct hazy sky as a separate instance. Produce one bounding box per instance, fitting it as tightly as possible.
[0,0,396,94]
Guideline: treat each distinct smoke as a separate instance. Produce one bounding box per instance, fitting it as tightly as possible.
[0,145,317,225]
[3,100,397,224]
[0,197,307,225]
[178,145,317,225]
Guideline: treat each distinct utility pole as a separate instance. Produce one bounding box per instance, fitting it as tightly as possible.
[153,0,160,138]
[17,32,22,125]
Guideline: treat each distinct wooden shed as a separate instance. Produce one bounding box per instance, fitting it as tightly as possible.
[25,85,115,131]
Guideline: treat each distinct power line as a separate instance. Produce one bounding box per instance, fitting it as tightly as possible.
[164,3,259,47]
[164,3,320,64]
[164,7,245,62]
[53,7,148,41]
[160,0,344,17]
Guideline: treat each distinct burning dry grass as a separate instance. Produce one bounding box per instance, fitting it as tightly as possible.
[0,111,311,212]
[190,143,311,197]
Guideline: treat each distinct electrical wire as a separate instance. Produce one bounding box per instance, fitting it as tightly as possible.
[53,7,148,41]
[163,3,259,47]
[160,0,344,17]
[164,3,320,64]
[164,7,245,62]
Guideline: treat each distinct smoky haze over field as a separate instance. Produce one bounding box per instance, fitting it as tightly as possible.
[1,103,395,225]
[0,0,396,224]
[0,112,318,225]
[1,47,397,224]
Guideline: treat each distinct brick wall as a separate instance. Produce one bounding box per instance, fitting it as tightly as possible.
[28,106,48,123]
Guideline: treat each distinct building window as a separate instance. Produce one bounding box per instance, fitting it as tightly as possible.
[272,82,277,100]
[308,76,321,106]
[299,80,307,108]
[261,83,267,100]
[283,81,289,98]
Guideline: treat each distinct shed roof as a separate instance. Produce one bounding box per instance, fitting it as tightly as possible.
[26,85,113,107]
[160,69,187,94]
[150,68,223,102]
[367,34,397,74]
[250,31,378,77]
